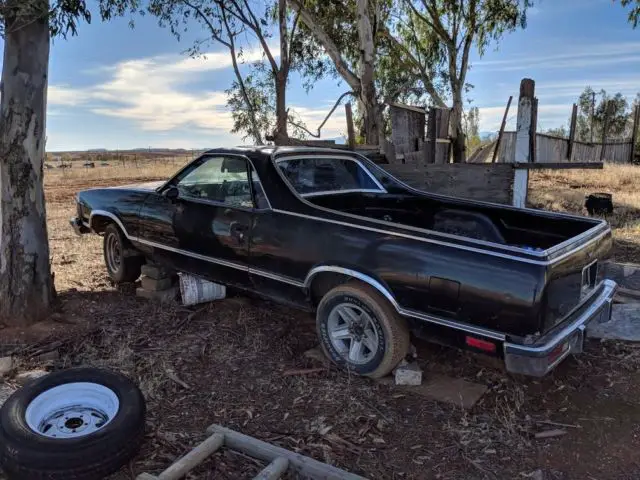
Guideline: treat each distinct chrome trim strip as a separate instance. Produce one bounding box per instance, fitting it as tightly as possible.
[301,189,387,198]
[275,209,550,265]
[90,210,249,272]
[304,266,506,341]
[504,279,617,357]
[276,154,387,194]
[89,210,304,286]
[249,267,305,287]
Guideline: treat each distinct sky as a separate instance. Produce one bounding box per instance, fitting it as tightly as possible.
[1,0,638,151]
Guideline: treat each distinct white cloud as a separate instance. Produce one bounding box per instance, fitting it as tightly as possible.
[47,47,350,143]
[478,103,572,133]
[474,42,640,72]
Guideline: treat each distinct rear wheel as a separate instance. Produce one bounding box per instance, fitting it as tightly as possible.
[316,282,410,378]
[103,224,142,283]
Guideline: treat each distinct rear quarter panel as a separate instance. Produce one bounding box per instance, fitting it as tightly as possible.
[250,209,545,337]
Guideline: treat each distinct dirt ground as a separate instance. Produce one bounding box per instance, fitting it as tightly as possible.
[2,164,640,479]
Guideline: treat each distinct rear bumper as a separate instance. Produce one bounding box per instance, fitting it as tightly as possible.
[503,279,617,376]
[70,216,91,235]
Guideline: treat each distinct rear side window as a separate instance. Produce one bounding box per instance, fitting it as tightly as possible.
[277,157,384,196]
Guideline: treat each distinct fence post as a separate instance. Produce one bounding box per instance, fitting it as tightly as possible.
[567,103,578,161]
[630,105,639,164]
[513,78,536,208]
[345,103,356,150]
[425,108,437,164]
[601,100,611,161]
[492,96,512,163]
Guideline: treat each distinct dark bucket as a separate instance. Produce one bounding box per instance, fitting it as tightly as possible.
[585,193,613,215]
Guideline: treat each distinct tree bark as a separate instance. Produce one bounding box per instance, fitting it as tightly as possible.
[273,0,289,146]
[356,0,380,145]
[273,69,289,145]
[0,2,54,327]
[450,86,466,163]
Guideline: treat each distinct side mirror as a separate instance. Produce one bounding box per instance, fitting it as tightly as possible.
[163,185,179,201]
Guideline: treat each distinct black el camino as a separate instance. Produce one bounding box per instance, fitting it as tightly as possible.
[70,147,617,378]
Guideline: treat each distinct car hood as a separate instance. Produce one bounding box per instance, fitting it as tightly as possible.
[110,180,165,191]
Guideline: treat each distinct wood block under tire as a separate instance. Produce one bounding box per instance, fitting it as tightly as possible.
[140,263,174,280]
[136,286,178,303]
[140,275,174,291]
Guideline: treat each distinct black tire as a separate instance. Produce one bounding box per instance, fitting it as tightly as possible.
[103,223,143,283]
[317,282,410,378]
[0,368,146,480]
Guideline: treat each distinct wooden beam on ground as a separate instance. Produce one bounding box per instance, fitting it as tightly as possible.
[206,424,368,480]
[345,102,355,150]
[513,162,603,170]
[512,78,536,208]
[567,103,578,161]
[493,95,512,163]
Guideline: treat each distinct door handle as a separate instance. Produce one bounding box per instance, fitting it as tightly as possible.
[229,222,248,244]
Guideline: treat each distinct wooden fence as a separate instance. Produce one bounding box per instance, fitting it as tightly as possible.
[381,163,514,204]
[496,131,633,164]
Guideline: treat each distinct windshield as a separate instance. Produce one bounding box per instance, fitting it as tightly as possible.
[277,157,385,197]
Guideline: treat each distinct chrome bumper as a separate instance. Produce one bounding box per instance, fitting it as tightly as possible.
[503,279,617,376]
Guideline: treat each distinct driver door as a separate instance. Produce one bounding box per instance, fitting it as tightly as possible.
[139,155,254,288]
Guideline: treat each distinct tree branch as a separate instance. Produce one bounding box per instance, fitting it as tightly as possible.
[380,27,446,107]
[181,0,230,48]
[290,0,361,91]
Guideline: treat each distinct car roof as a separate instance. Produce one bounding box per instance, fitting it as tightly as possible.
[203,146,361,163]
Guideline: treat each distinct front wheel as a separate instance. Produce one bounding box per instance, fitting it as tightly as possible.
[103,224,142,283]
[316,282,410,378]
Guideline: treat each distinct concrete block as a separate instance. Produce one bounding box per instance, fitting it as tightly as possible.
[394,361,423,386]
[137,286,178,303]
[141,263,174,280]
[604,262,640,290]
[15,369,48,386]
[587,304,640,341]
[0,356,13,376]
[141,275,175,292]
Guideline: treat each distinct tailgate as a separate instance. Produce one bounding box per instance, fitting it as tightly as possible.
[541,226,612,332]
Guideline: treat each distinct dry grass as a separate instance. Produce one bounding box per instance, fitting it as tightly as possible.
[45,159,189,187]
[529,164,640,262]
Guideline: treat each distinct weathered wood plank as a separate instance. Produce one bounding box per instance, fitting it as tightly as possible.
[382,163,513,204]
[513,162,603,170]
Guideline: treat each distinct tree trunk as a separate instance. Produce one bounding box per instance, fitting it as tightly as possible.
[450,87,466,163]
[0,3,54,327]
[356,0,380,145]
[273,70,289,145]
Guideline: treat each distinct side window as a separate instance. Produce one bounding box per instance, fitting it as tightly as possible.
[251,168,270,210]
[176,156,253,208]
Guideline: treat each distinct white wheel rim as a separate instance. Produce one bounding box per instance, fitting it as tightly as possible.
[327,303,380,364]
[25,382,120,439]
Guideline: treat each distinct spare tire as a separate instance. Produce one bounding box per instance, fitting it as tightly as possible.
[0,368,146,480]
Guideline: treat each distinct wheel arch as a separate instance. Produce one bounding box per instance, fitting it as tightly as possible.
[90,210,128,236]
[305,266,400,311]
